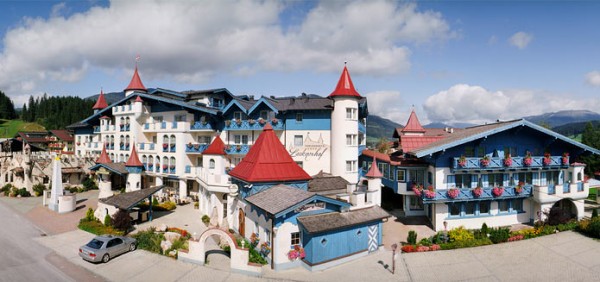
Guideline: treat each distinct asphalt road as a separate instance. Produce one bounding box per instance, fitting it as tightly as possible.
[0,200,103,282]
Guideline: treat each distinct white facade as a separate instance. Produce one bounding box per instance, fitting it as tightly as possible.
[330,97,360,183]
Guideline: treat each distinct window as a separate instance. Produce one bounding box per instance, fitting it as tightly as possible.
[488,173,505,187]
[498,200,509,213]
[233,111,242,120]
[260,110,270,120]
[346,108,357,120]
[408,170,425,185]
[449,203,460,216]
[346,134,357,146]
[465,202,476,215]
[455,174,472,189]
[517,172,533,185]
[296,113,303,123]
[464,146,475,157]
[512,199,523,212]
[477,147,485,157]
[295,161,303,168]
[291,232,300,246]
[346,160,357,172]
[198,136,211,144]
[175,114,186,122]
[409,196,423,210]
[479,201,490,214]
[153,116,163,122]
[294,135,303,146]
[209,159,215,169]
[397,170,406,182]
[234,135,249,145]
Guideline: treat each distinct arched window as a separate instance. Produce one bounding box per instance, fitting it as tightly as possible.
[577,172,582,181]
[120,117,125,125]
[120,154,124,162]
[142,155,147,164]
[162,157,168,168]
[170,135,176,146]
[148,155,153,164]
[209,159,215,169]
[126,117,130,125]
[125,135,130,145]
[126,154,130,160]
[110,153,115,161]
[120,135,124,144]
[170,157,176,167]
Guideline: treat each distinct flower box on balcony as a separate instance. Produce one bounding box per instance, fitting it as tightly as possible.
[492,187,504,197]
[271,118,279,125]
[424,190,436,199]
[562,152,569,165]
[412,184,423,197]
[258,118,266,125]
[187,143,193,149]
[447,188,459,199]
[472,187,483,198]
[523,156,532,166]
[480,156,490,167]
[504,156,512,167]
[458,155,467,167]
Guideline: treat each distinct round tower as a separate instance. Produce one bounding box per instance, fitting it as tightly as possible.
[365,157,383,206]
[125,142,144,192]
[329,64,361,184]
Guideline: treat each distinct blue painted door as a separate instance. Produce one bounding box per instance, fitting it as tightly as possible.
[368,225,378,253]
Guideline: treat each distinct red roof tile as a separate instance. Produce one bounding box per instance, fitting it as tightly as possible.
[125,143,143,167]
[362,150,400,165]
[125,65,146,92]
[365,157,383,178]
[328,65,361,98]
[400,136,446,153]
[229,123,311,183]
[203,136,226,155]
[401,110,425,133]
[50,130,74,142]
[92,90,108,110]
[96,144,112,164]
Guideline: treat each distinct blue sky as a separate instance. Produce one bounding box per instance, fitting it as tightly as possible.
[0,1,599,125]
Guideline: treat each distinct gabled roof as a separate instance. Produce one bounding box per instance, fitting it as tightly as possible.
[308,171,349,195]
[203,136,226,155]
[89,162,128,175]
[410,119,600,158]
[329,65,361,98]
[125,143,143,167]
[365,157,383,178]
[401,110,425,133]
[125,65,146,92]
[400,135,446,153]
[247,97,279,115]
[92,90,108,110]
[222,98,253,114]
[96,144,112,164]
[228,123,311,182]
[99,185,164,210]
[298,206,390,234]
[49,130,74,142]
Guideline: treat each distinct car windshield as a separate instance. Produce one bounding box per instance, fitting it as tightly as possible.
[86,239,104,249]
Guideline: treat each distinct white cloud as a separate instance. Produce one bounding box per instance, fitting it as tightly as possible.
[0,0,454,97]
[50,2,68,18]
[585,71,600,86]
[423,84,600,124]
[509,31,533,49]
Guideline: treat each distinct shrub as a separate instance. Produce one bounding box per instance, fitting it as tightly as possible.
[202,215,210,224]
[83,207,96,222]
[104,214,112,226]
[32,183,46,197]
[401,245,416,253]
[481,223,489,235]
[133,228,164,253]
[249,247,267,264]
[82,176,97,191]
[17,188,31,197]
[538,225,556,236]
[556,220,578,232]
[440,238,492,250]
[1,183,12,196]
[593,209,598,219]
[153,197,159,206]
[112,209,132,233]
[419,237,432,246]
[582,217,600,238]
[78,219,122,235]
[68,186,79,194]
[489,227,510,244]
[431,231,448,244]
[407,230,417,245]
[448,226,474,242]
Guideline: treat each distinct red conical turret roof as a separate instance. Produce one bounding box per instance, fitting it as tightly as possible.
[401,110,425,133]
[203,136,226,155]
[92,90,108,110]
[96,143,112,164]
[135,95,143,103]
[329,65,361,98]
[365,157,383,178]
[125,142,143,167]
[229,123,311,182]
[125,65,147,92]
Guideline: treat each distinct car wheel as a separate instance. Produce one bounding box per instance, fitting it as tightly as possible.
[129,243,136,251]
[102,254,110,263]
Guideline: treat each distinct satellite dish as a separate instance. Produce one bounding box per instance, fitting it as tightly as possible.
[229,184,239,195]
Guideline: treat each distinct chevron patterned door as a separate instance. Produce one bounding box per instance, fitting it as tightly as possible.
[368,225,378,252]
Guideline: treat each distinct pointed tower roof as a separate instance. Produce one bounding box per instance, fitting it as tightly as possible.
[125,143,143,167]
[203,136,226,155]
[96,143,112,164]
[365,157,383,178]
[401,110,425,133]
[92,90,108,110]
[229,123,311,183]
[125,65,147,92]
[135,95,143,103]
[329,65,361,98]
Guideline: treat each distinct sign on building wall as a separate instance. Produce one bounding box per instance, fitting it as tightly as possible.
[288,133,329,161]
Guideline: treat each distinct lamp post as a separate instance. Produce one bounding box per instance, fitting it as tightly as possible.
[391,243,398,274]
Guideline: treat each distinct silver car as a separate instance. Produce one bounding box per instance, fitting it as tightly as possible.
[79,235,136,263]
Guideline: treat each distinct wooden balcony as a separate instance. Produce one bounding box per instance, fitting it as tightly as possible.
[453,155,569,171]
[421,185,533,203]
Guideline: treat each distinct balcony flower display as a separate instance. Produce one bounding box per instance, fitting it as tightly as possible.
[492,187,504,197]
[515,181,524,194]
[523,153,532,166]
[447,188,459,199]
[194,144,200,150]
[258,118,266,125]
[248,119,256,125]
[411,184,423,197]
[236,145,242,151]
[187,143,193,149]
[424,189,436,199]
[162,164,168,170]
[472,186,483,198]
[458,155,467,167]
[288,245,306,260]
[543,152,552,166]
[250,233,259,248]
[480,155,490,167]
[225,120,231,126]
[170,165,176,170]
[235,119,242,126]
[504,155,512,167]
[562,152,569,165]
[170,143,176,148]
[271,118,279,125]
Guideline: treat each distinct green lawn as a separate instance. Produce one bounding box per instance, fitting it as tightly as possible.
[0,119,45,138]
[589,187,597,201]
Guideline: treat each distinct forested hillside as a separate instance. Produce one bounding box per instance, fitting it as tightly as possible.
[20,94,95,129]
[0,91,18,120]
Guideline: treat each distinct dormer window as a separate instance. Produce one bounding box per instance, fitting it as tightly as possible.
[260,110,270,120]
[233,111,242,120]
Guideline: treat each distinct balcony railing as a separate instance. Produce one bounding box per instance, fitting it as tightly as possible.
[421,185,533,203]
[224,119,283,131]
[185,144,208,153]
[193,166,231,193]
[225,144,251,154]
[453,155,569,170]
[191,121,213,130]
[548,184,556,195]
[563,183,570,194]
[358,122,366,133]
[578,182,584,192]
[534,182,588,203]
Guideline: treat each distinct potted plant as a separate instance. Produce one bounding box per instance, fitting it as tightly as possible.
[287,245,306,260]
[271,118,279,125]
[411,184,423,197]
[492,187,504,197]
[235,119,242,126]
[480,155,490,167]
[514,181,524,194]
[194,201,199,209]
[250,233,259,248]
[424,189,436,199]
[194,143,200,150]
[225,120,231,126]
[187,142,193,149]
[248,119,256,125]
[258,118,266,125]
[562,152,569,165]
[458,155,467,167]
[543,152,552,165]
[236,145,242,151]
[472,186,483,198]
[260,242,271,256]
[504,154,512,167]
[163,143,168,149]
[162,164,168,170]
[523,152,532,166]
[447,188,459,199]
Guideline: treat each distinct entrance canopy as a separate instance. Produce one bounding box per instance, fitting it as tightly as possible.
[99,185,164,210]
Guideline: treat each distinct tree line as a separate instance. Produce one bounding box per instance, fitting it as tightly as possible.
[581,122,600,176]
[0,91,18,120]
[20,93,95,129]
